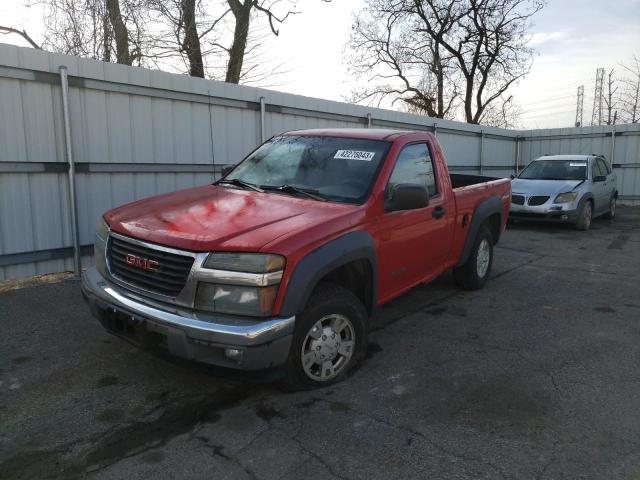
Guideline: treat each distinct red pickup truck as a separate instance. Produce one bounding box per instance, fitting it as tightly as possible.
[82,129,510,388]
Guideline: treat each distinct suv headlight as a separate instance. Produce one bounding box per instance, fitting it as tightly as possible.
[554,192,578,203]
[96,217,109,240]
[195,253,285,317]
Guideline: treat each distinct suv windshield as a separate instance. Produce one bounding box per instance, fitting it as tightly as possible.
[518,160,587,181]
[223,135,391,204]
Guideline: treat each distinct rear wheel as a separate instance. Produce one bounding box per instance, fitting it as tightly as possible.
[603,195,616,220]
[283,283,367,389]
[575,200,592,230]
[453,226,494,290]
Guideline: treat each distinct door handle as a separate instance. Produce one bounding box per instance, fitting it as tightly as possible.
[432,206,446,219]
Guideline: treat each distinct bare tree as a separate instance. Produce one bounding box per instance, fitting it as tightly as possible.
[349,0,544,126]
[619,54,640,124]
[0,26,42,49]
[29,0,144,65]
[604,69,618,125]
[224,1,300,83]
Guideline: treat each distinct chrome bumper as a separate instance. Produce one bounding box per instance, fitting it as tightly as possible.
[81,267,295,370]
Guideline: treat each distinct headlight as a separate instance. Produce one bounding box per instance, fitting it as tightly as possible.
[94,217,109,275]
[195,283,279,317]
[96,217,109,240]
[202,253,285,273]
[196,253,285,316]
[554,192,578,203]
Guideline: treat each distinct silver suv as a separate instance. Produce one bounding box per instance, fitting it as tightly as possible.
[509,154,617,230]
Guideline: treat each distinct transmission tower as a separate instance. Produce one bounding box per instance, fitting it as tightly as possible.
[575,85,584,127]
[591,68,605,126]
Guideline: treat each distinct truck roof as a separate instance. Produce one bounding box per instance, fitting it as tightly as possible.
[537,154,599,161]
[282,128,417,141]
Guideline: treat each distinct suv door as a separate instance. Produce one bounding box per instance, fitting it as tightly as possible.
[376,142,455,301]
[593,158,611,213]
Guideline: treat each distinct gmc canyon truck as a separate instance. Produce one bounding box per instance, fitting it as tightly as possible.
[82,129,511,388]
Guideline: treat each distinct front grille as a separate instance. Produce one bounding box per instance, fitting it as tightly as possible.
[512,194,525,205]
[107,236,195,297]
[527,195,549,206]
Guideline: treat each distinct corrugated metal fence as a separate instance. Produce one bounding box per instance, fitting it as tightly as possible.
[0,44,639,281]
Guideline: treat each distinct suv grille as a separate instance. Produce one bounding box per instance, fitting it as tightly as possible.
[528,195,550,206]
[107,236,195,297]
[512,194,525,205]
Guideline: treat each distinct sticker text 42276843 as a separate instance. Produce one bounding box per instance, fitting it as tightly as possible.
[334,150,376,161]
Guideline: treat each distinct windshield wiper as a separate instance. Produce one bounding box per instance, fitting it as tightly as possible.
[261,184,327,202]
[216,178,264,192]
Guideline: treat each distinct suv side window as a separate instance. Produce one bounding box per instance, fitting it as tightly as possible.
[597,158,610,175]
[388,143,438,197]
[592,159,604,178]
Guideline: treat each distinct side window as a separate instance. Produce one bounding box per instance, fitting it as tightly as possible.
[592,159,604,178]
[597,158,610,175]
[388,143,438,197]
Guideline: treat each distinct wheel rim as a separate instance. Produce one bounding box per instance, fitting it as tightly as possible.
[301,314,356,382]
[476,238,491,278]
[584,203,592,227]
[610,198,616,217]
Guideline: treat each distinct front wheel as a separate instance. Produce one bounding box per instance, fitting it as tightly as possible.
[453,226,494,290]
[575,200,592,230]
[283,283,367,389]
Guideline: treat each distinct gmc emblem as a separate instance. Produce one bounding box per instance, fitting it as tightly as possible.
[125,254,159,272]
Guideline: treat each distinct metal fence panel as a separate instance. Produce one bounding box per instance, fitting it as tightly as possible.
[0,43,639,280]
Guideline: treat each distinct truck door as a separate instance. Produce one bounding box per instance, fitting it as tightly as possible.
[376,142,455,300]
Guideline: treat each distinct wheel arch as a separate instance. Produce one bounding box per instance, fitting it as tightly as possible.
[278,231,378,318]
[456,195,502,268]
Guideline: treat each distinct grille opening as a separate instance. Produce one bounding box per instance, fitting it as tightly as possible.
[527,195,550,206]
[107,236,194,297]
[512,194,525,205]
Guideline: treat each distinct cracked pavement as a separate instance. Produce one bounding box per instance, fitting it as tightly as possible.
[1,207,640,479]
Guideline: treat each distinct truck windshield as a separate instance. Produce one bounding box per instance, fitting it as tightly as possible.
[518,160,587,181]
[223,135,391,204]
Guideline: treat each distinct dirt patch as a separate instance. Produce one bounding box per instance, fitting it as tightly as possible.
[0,272,74,294]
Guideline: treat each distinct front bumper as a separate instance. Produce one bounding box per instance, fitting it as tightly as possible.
[509,202,579,223]
[81,267,294,370]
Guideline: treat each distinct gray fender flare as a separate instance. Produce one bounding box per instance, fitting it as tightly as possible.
[456,195,502,268]
[278,231,377,317]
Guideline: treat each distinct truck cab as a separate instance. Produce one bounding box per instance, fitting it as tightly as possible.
[82,128,511,388]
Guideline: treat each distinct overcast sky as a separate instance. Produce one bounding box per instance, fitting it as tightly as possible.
[1,0,639,129]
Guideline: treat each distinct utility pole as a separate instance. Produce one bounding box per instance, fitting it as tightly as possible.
[575,85,584,127]
[591,67,605,126]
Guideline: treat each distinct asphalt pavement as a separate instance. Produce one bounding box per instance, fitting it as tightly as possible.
[1,207,640,479]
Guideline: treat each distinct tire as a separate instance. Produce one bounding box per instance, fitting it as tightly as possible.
[603,195,616,220]
[574,200,593,230]
[283,282,368,390]
[453,226,494,290]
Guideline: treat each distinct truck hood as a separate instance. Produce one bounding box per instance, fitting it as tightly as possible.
[105,185,356,252]
[511,178,584,196]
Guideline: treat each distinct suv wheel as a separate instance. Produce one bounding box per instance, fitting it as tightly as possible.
[453,226,494,290]
[284,283,367,389]
[604,195,616,220]
[575,200,592,230]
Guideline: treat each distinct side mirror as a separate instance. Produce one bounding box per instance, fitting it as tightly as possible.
[385,183,429,212]
[510,173,517,180]
[593,175,606,183]
[221,165,234,177]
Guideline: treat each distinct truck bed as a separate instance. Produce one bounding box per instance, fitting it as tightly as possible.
[450,173,501,189]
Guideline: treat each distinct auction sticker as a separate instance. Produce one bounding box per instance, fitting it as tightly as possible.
[569,162,587,167]
[334,150,376,161]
